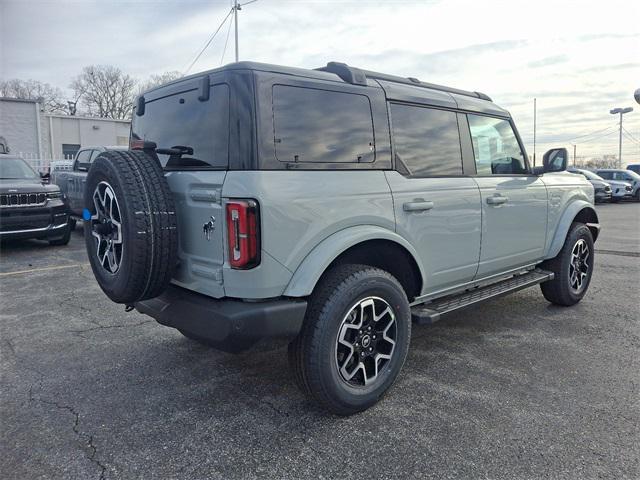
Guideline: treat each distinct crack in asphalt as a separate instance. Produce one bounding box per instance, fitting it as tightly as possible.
[68,319,153,335]
[5,338,107,480]
[595,249,640,257]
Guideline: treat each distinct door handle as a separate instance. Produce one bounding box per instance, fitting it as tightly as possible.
[486,195,508,205]
[403,200,434,212]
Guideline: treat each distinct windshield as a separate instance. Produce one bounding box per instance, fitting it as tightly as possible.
[0,158,38,179]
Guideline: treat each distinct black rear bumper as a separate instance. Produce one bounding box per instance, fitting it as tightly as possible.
[134,284,307,352]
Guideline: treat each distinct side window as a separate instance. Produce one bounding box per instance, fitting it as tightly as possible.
[598,171,612,180]
[468,115,527,175]
[390,103,463,176]
[75,150,91,171]
[89,150,102,162]
[272,85,375,163]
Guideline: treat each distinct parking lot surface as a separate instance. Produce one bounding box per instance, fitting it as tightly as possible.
[1,203,639,479]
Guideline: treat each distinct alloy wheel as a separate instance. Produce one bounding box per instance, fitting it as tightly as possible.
[569,238,590,293]
[90,181,123,274]
[335,296,397,387]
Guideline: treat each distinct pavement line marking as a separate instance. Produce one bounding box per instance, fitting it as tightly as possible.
[0,263,89,277]
[595,249,640,258]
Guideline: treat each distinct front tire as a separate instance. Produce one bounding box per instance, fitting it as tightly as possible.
[48,224,71,246]
[540,222,594,306]
[289,264,411,415]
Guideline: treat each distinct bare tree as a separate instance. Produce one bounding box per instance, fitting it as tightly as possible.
[71,65,136,119]
[0,78,69,114]
[138,71,183,94]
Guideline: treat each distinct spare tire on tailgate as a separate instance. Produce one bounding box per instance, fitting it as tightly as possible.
[83,150,178,304]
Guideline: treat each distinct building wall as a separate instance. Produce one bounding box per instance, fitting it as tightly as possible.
[44,115,130,159]
[0,98,42,157]
[0,97,130,160]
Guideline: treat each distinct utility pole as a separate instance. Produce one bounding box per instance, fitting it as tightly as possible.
[610,107,633,167]
[571,143,576,166]
[533,98,537,167]
[234,0,240,62]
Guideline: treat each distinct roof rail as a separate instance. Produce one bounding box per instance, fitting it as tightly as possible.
[316,61,492,102]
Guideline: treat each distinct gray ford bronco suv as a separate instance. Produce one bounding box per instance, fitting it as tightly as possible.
[84,61,600,415]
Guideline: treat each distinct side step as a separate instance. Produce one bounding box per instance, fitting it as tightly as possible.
[411,269,554,325]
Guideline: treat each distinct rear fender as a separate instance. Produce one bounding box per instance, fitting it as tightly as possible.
[283,225,426,297]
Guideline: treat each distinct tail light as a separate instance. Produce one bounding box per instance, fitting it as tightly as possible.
[226,199,260,269]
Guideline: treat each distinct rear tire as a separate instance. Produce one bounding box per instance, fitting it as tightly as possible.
[84,150,178,304]
[540,222,594,306]
[289,264,411,415]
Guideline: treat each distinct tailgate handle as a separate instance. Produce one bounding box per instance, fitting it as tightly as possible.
[403,200,434,212]
[190,190,219,203]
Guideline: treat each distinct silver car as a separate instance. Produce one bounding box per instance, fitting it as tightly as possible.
[567,168,612,203]
[596,169,639,201]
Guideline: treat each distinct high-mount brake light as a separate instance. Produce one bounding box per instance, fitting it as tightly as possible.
[226,199,260,269]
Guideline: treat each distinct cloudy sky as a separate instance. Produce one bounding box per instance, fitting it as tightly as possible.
[2,0,639,163]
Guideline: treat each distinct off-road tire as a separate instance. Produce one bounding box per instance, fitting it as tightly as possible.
[288,264,411,415]
[84,150,178,304]
[48,224,71,246]
[540,222,594,306]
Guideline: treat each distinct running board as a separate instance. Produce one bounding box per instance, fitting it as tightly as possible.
[411,269,554,325]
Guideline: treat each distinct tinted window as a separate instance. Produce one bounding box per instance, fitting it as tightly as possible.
[468,115,527,175]
[132,83,229,169]
[390,104,462,176]
[273,85,375,163]
[597,171,612,180]
[90,150,102,161]
[76,150,91,162]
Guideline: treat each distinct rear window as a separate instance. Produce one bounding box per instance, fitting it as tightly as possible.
[132,83,229,169]
[272,85,375,163]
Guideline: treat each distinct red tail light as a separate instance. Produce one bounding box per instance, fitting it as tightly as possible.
[226,199,260,269]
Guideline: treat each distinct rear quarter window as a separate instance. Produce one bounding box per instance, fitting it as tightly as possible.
[132,83,229,169]
[272,85,375,163]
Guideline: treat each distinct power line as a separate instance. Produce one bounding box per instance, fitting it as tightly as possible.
[622,126,640,143]
[184,8,233,75]
[575,130,619,145]
[564,124,619,142]
[220,12,234,65]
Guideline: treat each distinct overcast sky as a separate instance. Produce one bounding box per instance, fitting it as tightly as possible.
[2,0,639,162]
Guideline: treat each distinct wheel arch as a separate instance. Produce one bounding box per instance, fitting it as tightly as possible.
[545,201,600,260]
[283,226,425,300]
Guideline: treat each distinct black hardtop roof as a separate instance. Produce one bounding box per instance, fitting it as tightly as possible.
[143,60,505,114]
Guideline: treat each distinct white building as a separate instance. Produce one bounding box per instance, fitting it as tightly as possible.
[0,97,130,161]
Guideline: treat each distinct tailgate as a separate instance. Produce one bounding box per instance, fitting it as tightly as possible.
[165,171,227,298]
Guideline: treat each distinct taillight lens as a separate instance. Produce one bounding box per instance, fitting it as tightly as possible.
[226,199,260,269]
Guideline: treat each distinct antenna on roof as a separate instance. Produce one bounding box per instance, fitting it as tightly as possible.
[233,0,258,63]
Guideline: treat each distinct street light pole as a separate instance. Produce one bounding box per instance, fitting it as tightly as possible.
[610,107,633,167]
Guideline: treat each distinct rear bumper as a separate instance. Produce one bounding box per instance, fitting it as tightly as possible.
[134,284,307,352]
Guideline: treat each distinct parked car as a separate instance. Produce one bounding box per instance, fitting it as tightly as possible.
[595,169,639,201]
[81,61,599,415]
[51,146,127,228]
[626,164,640,175]
[567,168,612,203]
[0,154,70,245]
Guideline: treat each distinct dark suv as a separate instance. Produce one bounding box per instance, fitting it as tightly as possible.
[0,155,70,244]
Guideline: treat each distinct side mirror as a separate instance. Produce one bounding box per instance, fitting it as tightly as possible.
[543,148,568,173]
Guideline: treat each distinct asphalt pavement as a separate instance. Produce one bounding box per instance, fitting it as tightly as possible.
[1,203,639,479]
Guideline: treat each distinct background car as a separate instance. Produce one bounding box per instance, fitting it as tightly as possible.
[596,169,640,201]
[0,155,71,245]
[567,168,612,203]
[627,164,640,175]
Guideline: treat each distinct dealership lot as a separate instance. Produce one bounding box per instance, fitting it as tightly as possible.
[1,203,638,479]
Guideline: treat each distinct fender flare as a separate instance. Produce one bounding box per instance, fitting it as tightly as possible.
[283,225,427,297]
[545,201,599,259]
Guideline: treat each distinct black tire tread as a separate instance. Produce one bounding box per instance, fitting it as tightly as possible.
[290,264,410,415]
[84,150,178,303]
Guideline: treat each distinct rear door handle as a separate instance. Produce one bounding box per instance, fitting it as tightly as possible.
[403,200,434,212]
[486,195,508,205]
